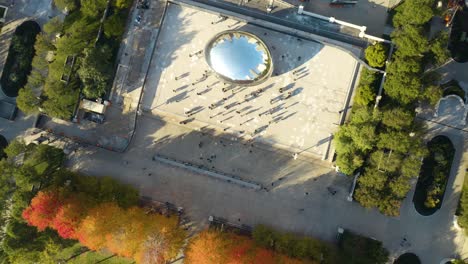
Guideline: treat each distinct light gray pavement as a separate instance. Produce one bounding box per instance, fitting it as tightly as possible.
[438,60,468,94]
[143,3,359,158]
[65,112,467,263]
[0,111,35,141]
[418,60,468,129]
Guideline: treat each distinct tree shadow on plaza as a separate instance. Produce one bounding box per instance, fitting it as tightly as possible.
[136,115,349,194]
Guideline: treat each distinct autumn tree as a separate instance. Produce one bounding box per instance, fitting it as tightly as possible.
[185,230,230,264]
[52,194,92,239]
[76,202,122,250]
[22,191,62,231]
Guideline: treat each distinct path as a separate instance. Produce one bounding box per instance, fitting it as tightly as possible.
[67,112,467,263]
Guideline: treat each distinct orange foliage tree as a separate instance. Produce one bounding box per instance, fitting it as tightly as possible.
[77,203,185,263]
[76,202,122,251]
[185,229,306,264]
[22,190,63,231]
[23,190,186,264]
[185,229,230,264]
[52,193,92,239]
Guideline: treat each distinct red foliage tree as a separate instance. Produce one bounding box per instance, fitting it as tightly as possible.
[52,194,91,239]
[185,230,307,264]
[22,190,62,231]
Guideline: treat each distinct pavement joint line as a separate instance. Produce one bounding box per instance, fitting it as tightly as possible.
[153,154,263,190]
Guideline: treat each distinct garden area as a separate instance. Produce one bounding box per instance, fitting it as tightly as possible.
[448,9,468,63]
[16,0,132,119]
[413,136,455,215]
[0,21,40,97]
[0,140,186,264]
[334,0,449,216]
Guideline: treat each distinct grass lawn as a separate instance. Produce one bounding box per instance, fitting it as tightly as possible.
[56,243,134,264]
[413,136,455,215]
[0,21,40,97]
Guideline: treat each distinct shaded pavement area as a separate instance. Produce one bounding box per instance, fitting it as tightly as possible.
[68,112,468,263]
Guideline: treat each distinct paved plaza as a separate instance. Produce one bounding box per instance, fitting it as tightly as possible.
[65,112,468,264]
[142,3,359,158]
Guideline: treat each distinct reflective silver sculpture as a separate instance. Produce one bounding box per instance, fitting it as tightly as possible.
[205,31,273,85]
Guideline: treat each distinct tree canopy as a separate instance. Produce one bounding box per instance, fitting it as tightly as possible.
[365,43,388,68]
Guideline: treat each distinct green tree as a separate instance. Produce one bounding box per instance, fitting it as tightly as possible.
[365,43,388,68]
[16,87,40,114]
[381,107,414,129]
[386,54,422,75]
[430,31,450,65]
[104,12,126,38]
[350,107,380,125]
[335,148,365,175]
[383,73,421,104]
[354,84,376,106]
[400,155,423,178]
[357,169,387,190]
[43,17,63,37]
[340,230,389,264]
[53,0,77,12]
[422,85,443,106]
[42,80,79,119]
[80,0,107,17]
[392,0,435,27]
[77,45,113,99]
[391,25,429,57]
[4,139,29,158]
[388,177,412,198]
[377,131,412,153]
[115,0,133,9]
